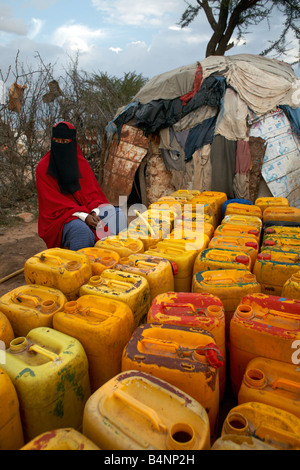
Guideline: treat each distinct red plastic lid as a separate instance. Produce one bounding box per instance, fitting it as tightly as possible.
[248,229,259,236]
[245,241,258,249]
[235,255,250,265]
[265,228,275,234]
[170,261,178,275]
[258,253,272,260]
[264,240,275,246]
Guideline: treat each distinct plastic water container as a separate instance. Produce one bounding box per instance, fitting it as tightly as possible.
[53,294,135,392]
[20,428,100,450]
[199,191,227,223]
[230,293,300,396]
[282,272,300,300]
[0,367,24,450]
[80,269,151,327]
[147,291,226,400]
[208,235,258,268]
[225,202,262,220]
[255,196,289,214]
[174,219,215,240]
[213,224,261,244]
[145,242,198,292]
[221,402,300,450]
[184,197,219,229]
[0,284,67,337]
[168,228,210,253]
[121,322,222,435]
[95,236,144,257]
[149,199,183,217]
[221,199,252,219]
[114,253,174,302]
[253,251,300,295]
[193,248,252,275]
[222,214,262,231]
[263,207,300,224]
[178,211,216,230]
[262,236,300,254]
[77,247,120,275]
[211,434,277,450]
[0,311,14,348]
[82,371,211,450]
[263,224,300,241]
[24,248,92,300]
[238,357,300,419]
[2,327,91,442]
[171,189,201,200]
[192,269,261,341]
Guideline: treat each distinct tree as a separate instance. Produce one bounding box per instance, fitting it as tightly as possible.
[179,0,300,60]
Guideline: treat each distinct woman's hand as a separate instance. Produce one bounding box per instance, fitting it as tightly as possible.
[85,212,100,230]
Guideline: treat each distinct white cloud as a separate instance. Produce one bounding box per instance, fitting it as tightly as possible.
[0,4,28,35]
[51,21,105,53]
[109,47,122,54]
[28,18,44,39]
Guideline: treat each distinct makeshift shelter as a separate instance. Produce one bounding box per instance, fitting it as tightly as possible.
[101,54,300,208]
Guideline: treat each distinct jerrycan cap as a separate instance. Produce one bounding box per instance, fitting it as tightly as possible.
[265,228,276,234]
[258,252,272,261]
[264,240,276,246]
[248,229,259,236]
[10,336,29,353]
[170,261,178,275]
[235,255,250,265]
[245,241,258,249]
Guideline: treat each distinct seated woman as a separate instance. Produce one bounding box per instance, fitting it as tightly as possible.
[36,121,127,250]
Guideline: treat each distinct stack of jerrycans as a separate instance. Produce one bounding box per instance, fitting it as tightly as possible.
[224,202,262,220]
[113,253,174,302]
[53,294,135,392]
[83,371,211,450]
[0,367,24,450]
[121,322,223,438]
[230,293,300,396]
[80,269,151,327]
[24,248,92,300]
[192,269,261,343]
[254,196,289,215]
[1,327,91,443]
[221,402,300,450]
[263,206,300,224]
[0,284,67,337]
[147,291,226,400]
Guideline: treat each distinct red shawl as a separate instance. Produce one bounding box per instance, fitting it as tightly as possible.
[36,125,108,248]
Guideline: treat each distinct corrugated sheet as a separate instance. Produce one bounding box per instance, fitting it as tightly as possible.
[101,124,149,206]
[250,109,300,208]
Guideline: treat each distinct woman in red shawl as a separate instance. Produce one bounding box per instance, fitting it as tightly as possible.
[36,121,127,250]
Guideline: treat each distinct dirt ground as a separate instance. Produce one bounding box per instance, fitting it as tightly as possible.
[0,221,47,296]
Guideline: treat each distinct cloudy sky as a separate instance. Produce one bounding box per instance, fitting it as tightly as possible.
[0,0,299,83]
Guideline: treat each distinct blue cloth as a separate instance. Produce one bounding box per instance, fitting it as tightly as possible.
[61,219,95,250]
[184,115,217,162]
[280,105,300,135]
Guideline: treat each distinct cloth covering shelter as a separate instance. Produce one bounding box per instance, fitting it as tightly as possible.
[101,54,300,207]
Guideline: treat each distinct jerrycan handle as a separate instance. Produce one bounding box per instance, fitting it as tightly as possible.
[256,309,300,321]
[113,388,167,432]
[135,260,157,268]
[106,279,132,290]
[140,337,179,353]
[271,378,300,393]
[255,424,300,449]
[29,344,60,361]
[14,294,39,307]
[161,302,196,313]
[134,210,156,237]
[81,307,110,320]
[40,253,62,265]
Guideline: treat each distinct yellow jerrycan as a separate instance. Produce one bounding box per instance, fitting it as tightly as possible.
[263,224,300,240]
[0,284,67,337]
[263,206,300,224]
[211,434,277,450]
[221,213,262,231]
[213,223,261,244]
[174,219,215,240]
[221,402,300,450]
[83,370,211,451]
[149,199,183,217]
[253,251,300,295]
[0,367,24,450]
[238,357,300,419]
[199,191,227,223]
[77,247,120,275]
[125,215,170,251]
[225,202,262,219]
[95,236,144,257]
[208,235,258,268]
[193,247,252,275]
[255,196,289,214]
[147,291,226,401]
[145,241,198,292]
[24,248,92,300]
[167,228,210,253]
[192,269,261,342]
[121,322,223,436]
[114,253,174,302]
[229,293,300,396]
[282,272,300,300]
[0,311,14,348]
[80,269,151,327]
[171,189,201,199]
[184,197,218,229]
[2,327,91,443]
[20,428,100,450]
[53,294,135,392]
